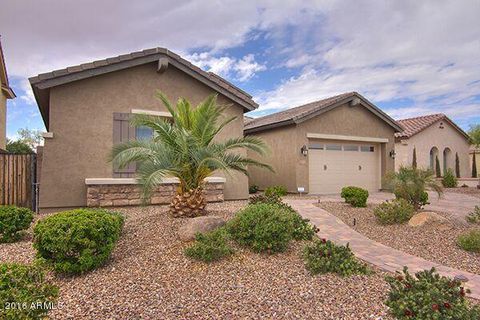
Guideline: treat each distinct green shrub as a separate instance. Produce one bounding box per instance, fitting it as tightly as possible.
[248,185,259,194]
[184,228,234,262]
[457,230,480,253]
[303,239,369,276]
[248,194,317,240]
[385,267,480,319]
[0,206,34,243]
[466,206,480,224]
[227,203,296,253]
[387,166,442,210]
[264,185,288,197]
[373,199,415,225]
[0,263,59,320]
[442,169,458,188]
[33,208,124,274]
[340,186,369,207]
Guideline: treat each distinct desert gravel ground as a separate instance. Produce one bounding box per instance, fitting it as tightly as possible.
[0,201,396,320]
[317,201,480,275]
[446,187,480,199]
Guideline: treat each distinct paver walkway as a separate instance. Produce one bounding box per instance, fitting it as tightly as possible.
[317,190,479,223]
[285,199,480,300]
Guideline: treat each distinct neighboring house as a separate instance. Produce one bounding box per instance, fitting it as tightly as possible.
[30,47,257,212]
[0,37,16,151]
[244,92,402,194]
[394,114,471,177]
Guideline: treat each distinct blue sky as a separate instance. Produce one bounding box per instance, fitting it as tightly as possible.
[1,0,479,139]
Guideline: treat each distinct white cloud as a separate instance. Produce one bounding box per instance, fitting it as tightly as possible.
[234,54,266,81]
[187,52,265,82]
[18,79,35,105]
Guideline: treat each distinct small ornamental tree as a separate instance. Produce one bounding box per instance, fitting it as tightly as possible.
[473,152,477,178]
[455,152,460,178]
[412,147,417,169]
[435,155,441,178]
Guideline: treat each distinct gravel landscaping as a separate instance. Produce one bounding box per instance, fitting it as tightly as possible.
[317,201,480,275]
[447,187,480,199]
[0,201,397,319]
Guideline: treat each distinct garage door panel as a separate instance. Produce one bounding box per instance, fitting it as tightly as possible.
[308,140,380,194]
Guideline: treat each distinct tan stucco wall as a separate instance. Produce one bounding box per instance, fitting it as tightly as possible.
[0,91,6,150]
[247,103,396,193]
[39,63,248,209]
[395,120,470,177]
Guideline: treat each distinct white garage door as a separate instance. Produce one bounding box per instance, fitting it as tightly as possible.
[308,140,380,194]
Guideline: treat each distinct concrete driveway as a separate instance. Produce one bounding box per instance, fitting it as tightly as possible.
[317,190,479,223]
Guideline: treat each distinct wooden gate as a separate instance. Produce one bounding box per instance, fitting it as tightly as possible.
[0,154,37,211]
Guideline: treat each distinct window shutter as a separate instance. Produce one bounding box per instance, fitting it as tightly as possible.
[113,113,136,177]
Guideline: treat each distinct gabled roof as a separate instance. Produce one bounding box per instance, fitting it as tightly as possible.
[244,92,403,134]
[29,47,258,130]
[0,37,16,99]
[395,113,470,140]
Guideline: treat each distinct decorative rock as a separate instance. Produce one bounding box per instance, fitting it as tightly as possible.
[408,211,448,227]
[454,275,469,283]
[178,216,226,241]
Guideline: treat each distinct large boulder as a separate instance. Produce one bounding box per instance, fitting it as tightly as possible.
[408,211,447,227]
[178,216,226,241]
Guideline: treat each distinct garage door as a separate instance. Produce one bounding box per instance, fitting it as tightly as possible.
[308,140,380,194]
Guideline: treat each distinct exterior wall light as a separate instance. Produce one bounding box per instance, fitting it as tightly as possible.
[301,145,308,156]
[389,150,396,159]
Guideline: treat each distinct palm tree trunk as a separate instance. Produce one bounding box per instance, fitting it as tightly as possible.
[169,186,207,218]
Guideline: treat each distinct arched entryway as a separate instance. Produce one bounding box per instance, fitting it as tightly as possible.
[443,147,452,174]
[430,147,439,172]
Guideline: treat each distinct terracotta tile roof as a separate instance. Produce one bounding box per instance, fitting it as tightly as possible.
[244,92,402,133]
[30,47,258,129]
[395,113,470,140]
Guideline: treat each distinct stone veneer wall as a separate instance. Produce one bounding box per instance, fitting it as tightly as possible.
[87,182,224,207]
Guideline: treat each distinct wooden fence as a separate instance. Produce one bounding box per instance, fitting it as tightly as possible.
[0,154,37,210]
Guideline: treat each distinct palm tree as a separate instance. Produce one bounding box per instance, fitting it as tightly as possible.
[110,92,272,217]
[386,166,443,211]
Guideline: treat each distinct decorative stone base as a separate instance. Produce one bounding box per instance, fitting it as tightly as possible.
[87,182,224,207]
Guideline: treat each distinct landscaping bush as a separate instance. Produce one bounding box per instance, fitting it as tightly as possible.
[0,263,59,320]
[184,228,234,262]
[248,194,317,241]
[227,203,296,253]
[33,208,124,274]
[466,206,480,224]
[385,267,480,319]
[387,166,442,210]
[340,186,369,207]
[442,168,458,188]
[457,230,480,253]
[303,239,369,276]
[373,199,415,225]
[264,185,288,197]
[248,185,259,194]
[0,205,34,243]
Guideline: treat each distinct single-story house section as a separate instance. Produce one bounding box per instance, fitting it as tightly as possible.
[394,114,472,181]
[30,47,258,212]
[244,92,403,194]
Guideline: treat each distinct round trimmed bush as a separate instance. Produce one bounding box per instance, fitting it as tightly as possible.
[0,205,34,243]
[457,230,480,253]
[341,186,369,207]
[227,203,295,253]
[0,263,58,320]
[33,208,124,274]
[373,199,415,225]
